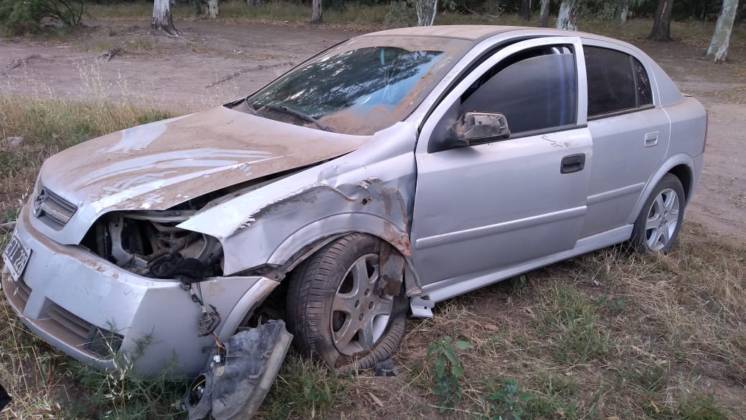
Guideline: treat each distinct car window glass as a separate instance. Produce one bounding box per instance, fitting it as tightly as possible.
[430,45,578,152]
[244,36,471,135]
[584,46,652,118]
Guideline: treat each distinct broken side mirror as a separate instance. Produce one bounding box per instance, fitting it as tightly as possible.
[451,111,511,147]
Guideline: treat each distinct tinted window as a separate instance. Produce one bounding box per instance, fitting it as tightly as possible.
[430,45,578,151]
[584,46,653,118]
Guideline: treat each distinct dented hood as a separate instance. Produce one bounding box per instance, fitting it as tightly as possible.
[39,106,368,213]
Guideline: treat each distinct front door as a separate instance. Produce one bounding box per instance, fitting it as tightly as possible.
[410,37,592,296]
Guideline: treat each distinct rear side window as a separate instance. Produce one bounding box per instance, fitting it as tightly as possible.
[584,46,653,118]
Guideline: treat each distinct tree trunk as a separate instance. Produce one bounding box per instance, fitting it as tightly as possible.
[539,0,551,27]
[310,0,322,24]
[706,0,739,63]
[207,0,218,18]
[648,0,674,41]
[416,0,438,26]
[619,0,629,23]
[520,0,532,20]
[556,0,577,30]
[152,0,177,35]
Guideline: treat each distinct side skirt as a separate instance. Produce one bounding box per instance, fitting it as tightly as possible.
[410,224,633,317]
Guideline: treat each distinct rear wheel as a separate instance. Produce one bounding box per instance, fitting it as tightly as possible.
[286,234,406,371]
[630,174,685,253]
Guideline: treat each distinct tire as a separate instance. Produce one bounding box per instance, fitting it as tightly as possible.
[286,233,407,371]
[630,173,686,253]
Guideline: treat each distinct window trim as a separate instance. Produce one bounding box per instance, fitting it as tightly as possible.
[587,103,655,121]
[582,44,656,120]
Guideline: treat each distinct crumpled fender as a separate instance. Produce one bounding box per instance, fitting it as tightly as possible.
[178,122,419,279]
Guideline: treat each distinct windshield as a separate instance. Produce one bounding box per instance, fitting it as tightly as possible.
[243,36,472,135]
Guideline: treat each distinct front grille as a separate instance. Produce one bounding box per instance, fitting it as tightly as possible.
[1,274,32,311]
[33,187,77,230]
[40,301,123,358]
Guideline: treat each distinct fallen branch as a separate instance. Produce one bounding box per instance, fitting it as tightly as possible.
[0,222,16,233]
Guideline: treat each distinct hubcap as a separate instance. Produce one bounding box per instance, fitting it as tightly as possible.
[330,254,394,355]
[644,188,680,251]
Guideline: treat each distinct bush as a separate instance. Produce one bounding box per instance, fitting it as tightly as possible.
[0,0,85,35]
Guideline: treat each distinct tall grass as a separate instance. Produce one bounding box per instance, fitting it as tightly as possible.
[0,97,171,224]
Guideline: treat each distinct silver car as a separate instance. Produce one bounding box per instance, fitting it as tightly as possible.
[2,26,706,381]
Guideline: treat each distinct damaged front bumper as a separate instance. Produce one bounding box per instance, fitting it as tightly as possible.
[2,205,279,376]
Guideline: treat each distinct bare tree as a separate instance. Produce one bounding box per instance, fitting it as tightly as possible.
[311,0,322,24]
[207,0,219,18]
[648,0,674,41]
[619,0,630,23]
[556,0,577,30]
[416,0,438,26]
[520,0,532,20]
[539,0,551,27]
[152,0,177,35]
[706,0,739,63]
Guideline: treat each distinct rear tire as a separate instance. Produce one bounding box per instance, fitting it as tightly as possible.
[630,174,685,253]
[286,234,407,371]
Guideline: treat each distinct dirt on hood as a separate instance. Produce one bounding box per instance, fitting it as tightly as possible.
[38,105,368,213]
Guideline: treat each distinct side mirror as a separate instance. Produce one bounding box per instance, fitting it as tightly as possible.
[452,112,511,147]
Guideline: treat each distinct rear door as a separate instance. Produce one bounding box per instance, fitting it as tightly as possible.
[580,43,671,237]
[410,37,592,294]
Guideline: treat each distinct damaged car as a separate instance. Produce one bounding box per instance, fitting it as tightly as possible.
[2,25,705,416]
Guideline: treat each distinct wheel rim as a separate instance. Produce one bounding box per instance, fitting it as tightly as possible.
[644,188,680,251]
[330,254,394,356]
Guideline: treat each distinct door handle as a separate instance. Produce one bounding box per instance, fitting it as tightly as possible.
[561,153,586,174]
[644,131,659,147]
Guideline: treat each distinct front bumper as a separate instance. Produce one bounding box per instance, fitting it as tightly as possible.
[2,205,278,376]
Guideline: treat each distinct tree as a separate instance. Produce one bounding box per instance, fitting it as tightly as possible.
[619,0,630,23]
[706,0,739,62]
[539,0,551,27]
[648,0,673,41]
[152,0,177,35]
[206,0,218,18]
[416,0,437,26]
[310,0,322,24]
[246,0,261,5]
[520,0,532,20]
[556,0,577,30]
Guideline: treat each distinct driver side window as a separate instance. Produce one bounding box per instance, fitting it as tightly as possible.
[430,45,578,153]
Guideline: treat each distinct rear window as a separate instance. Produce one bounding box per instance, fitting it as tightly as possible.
[584,46,653,118]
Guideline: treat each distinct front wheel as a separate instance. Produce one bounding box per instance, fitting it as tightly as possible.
[286,234,407,371]
[630,174,686,253]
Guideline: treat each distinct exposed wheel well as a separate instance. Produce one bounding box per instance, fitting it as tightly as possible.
[668,164,693,202]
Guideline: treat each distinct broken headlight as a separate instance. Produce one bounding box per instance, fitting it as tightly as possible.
[82,211,223,278]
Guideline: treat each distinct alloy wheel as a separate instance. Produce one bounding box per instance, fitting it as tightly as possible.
[644,188,680,251]
[330,254,393,355]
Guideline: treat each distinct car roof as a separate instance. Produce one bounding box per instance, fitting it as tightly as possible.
[360,25,621,46]
[361,25,524,41]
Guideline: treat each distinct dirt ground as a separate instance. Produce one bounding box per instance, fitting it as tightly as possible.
[1,19,744,241]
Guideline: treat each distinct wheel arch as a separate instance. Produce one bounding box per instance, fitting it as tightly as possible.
[627,154,695,225]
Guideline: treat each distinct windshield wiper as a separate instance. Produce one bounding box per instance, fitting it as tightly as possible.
[256,103,332,132]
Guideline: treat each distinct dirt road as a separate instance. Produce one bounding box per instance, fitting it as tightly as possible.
[1,20,744,240]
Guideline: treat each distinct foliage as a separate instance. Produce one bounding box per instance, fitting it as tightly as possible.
[0,0,84,34]
[426,336,472,410]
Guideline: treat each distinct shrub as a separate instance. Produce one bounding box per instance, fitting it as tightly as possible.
[0,0,84,35]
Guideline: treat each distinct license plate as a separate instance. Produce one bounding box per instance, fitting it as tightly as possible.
[2,234,31,282]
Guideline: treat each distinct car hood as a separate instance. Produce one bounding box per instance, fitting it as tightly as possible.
[39,106,369,214]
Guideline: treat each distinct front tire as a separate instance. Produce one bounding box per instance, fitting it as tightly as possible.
[286,234,407,371]
[630,174,686,253]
